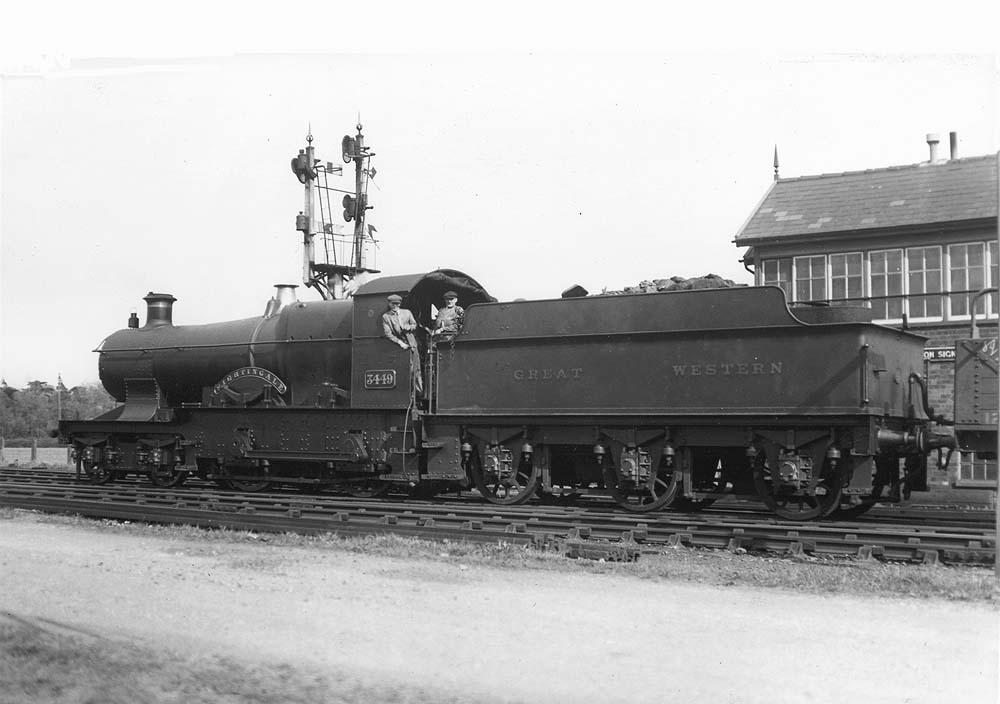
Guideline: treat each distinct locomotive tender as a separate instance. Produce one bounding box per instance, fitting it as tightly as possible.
[59,274,955,520]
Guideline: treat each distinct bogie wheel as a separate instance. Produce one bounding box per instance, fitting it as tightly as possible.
[753,455,842,521]
[602,459,679,513]
[470,449,540,505]
[82,460,115,485]
[147,468,188,488]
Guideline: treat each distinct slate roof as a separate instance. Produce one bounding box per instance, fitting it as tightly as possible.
[734,154,998,244]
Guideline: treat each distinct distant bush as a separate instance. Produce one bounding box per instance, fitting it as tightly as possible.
[0,380,116,440]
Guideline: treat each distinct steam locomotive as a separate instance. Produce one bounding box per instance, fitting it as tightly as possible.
[58,272,957,521]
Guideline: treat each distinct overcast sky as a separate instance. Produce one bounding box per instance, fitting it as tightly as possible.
[1,10,998,388]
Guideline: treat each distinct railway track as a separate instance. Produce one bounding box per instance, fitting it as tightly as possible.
[2,468,993,527]
[1,469,994,565]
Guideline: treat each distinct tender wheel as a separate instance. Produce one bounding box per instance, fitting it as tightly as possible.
[147,468,187,488]
[470,447,540,505]
[829,485,883,520]
[603,458,679,513]
[753,455,842,521]
[82,460,115,484]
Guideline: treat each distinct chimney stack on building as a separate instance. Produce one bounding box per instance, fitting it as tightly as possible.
[926,133,940,162]
[949,131,959,160]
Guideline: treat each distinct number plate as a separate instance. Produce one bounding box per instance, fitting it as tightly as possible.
[364,369,397,389]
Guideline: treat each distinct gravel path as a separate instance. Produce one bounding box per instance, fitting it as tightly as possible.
[0,514,996,703]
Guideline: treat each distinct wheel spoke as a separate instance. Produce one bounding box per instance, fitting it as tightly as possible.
[604,458,678,513]
[753,455,841,521]
[472,450,539,506]
[84,461,115,484]
[148,468,187,488]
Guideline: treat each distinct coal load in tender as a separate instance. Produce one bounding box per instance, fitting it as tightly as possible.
[600,274,746,295]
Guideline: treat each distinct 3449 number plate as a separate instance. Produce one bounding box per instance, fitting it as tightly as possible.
[364,369,397,389]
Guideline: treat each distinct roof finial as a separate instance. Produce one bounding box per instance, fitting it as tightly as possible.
[773,145,780,181]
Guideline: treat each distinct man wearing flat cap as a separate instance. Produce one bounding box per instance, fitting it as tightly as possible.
[382,294,423,396]
[432,290,465,341]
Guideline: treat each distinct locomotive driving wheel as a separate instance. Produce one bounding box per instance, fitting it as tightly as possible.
[470,446,540,505]
[346,479,392,498]
[602,458,679,513]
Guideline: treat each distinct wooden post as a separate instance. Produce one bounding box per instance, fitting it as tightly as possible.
[0,436,5,464]
[30,438,38,464]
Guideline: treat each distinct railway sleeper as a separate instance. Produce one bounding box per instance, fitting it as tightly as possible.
[564,539,641,562]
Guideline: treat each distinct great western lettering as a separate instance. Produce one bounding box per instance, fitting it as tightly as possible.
[671,361,783,376]
[513,367,584,381]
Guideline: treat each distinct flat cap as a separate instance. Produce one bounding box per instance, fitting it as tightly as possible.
[443,290,458,299]
[387,294,403,303]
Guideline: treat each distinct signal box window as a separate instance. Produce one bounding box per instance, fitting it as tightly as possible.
[793,255,826,303]
[991,240,999,316]
[907,246,943,320]
[762,259,791,300]
[830,252,863,306]
[870,249,903,322]
[949,242,987,318]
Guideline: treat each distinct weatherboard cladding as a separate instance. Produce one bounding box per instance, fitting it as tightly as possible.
[734,155,997,244]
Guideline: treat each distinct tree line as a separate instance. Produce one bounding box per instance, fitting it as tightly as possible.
[0,379,117,444]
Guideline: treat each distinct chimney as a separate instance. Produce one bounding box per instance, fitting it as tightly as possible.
[926,133,940,162]
[949,131,959,160]
[273,284,298,309]
[264,284,299,318]
[143,292,176,328]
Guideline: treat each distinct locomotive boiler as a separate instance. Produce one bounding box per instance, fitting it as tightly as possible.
[60,274,954,520]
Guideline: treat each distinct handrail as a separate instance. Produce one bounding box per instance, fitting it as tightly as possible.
[969,287,998,338]
[908,373,954,426]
